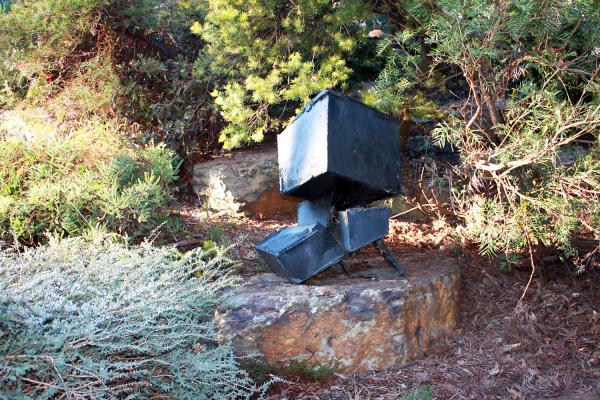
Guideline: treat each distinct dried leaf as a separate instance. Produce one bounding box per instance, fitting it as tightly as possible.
[368,29,384,38]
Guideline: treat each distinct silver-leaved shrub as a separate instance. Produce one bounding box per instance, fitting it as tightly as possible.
[0,236,267,399]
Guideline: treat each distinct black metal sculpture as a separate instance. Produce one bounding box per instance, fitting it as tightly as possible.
[255,89,405,283]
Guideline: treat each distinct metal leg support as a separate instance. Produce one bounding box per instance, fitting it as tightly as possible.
[374,239,405,276]
[338,260,351,277]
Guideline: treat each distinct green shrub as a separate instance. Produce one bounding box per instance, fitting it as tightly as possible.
[0,0,209,175]
[195,0,374,149]
[0,0,102,106]
[0,0,194,245]
[0,120,179,243]
[370,0,600,268]
[0,236,267,398]
[48,56,125,122]
[106,0,209,158]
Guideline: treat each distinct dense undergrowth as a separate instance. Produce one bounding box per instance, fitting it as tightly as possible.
[370,0,600,270]
[0,0,190,244]
[0,0,598,257]
[0,236,266,399]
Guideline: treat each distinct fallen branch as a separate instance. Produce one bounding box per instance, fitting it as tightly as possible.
[173,238,204,251]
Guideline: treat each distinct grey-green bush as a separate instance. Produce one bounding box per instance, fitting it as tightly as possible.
[0,236,267,399]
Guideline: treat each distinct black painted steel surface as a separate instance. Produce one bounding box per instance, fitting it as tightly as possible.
[256,89,405,284]
[338,207,390,252]
[278,89,402,209]
[255,223,345,284]
[297,195,332,227]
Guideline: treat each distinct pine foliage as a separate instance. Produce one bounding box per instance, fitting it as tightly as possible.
[195,0,372,149]
[369,0,600,268]
[363,29,440,120]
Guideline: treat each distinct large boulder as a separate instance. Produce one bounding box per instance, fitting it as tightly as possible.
[215,251,460,373]
[192,149,299,218]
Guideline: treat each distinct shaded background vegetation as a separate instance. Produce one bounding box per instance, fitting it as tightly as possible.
[0,0,598,272]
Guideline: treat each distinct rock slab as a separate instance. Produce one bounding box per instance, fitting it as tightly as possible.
[215,252,460,373]
[192,149,299,218]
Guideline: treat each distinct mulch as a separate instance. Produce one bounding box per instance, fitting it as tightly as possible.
[176,207,600,399]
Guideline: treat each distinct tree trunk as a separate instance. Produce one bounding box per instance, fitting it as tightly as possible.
[478,64,504,127]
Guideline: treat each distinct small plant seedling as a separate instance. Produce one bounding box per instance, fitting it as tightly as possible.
[403,385,433,400]
[287,361,336,381]
[242,360,336,384]
[209,224,223,243]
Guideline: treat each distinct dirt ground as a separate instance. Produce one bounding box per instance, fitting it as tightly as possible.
[177,207,600,400]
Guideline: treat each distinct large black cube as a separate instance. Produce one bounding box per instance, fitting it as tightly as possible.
[278,89,402,209]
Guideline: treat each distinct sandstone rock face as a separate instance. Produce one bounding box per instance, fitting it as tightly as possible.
[215,252,460,373]
[373,185,451,222]
[0,109,58,141]
[192,149,299,218]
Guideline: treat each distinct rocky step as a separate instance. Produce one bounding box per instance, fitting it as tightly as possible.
[215,251,460,373]
[192,148,451,221]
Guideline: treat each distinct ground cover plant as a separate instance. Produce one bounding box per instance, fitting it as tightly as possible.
[0,236,267,399]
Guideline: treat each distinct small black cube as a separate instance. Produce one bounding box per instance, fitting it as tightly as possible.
[255,223,345,283]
